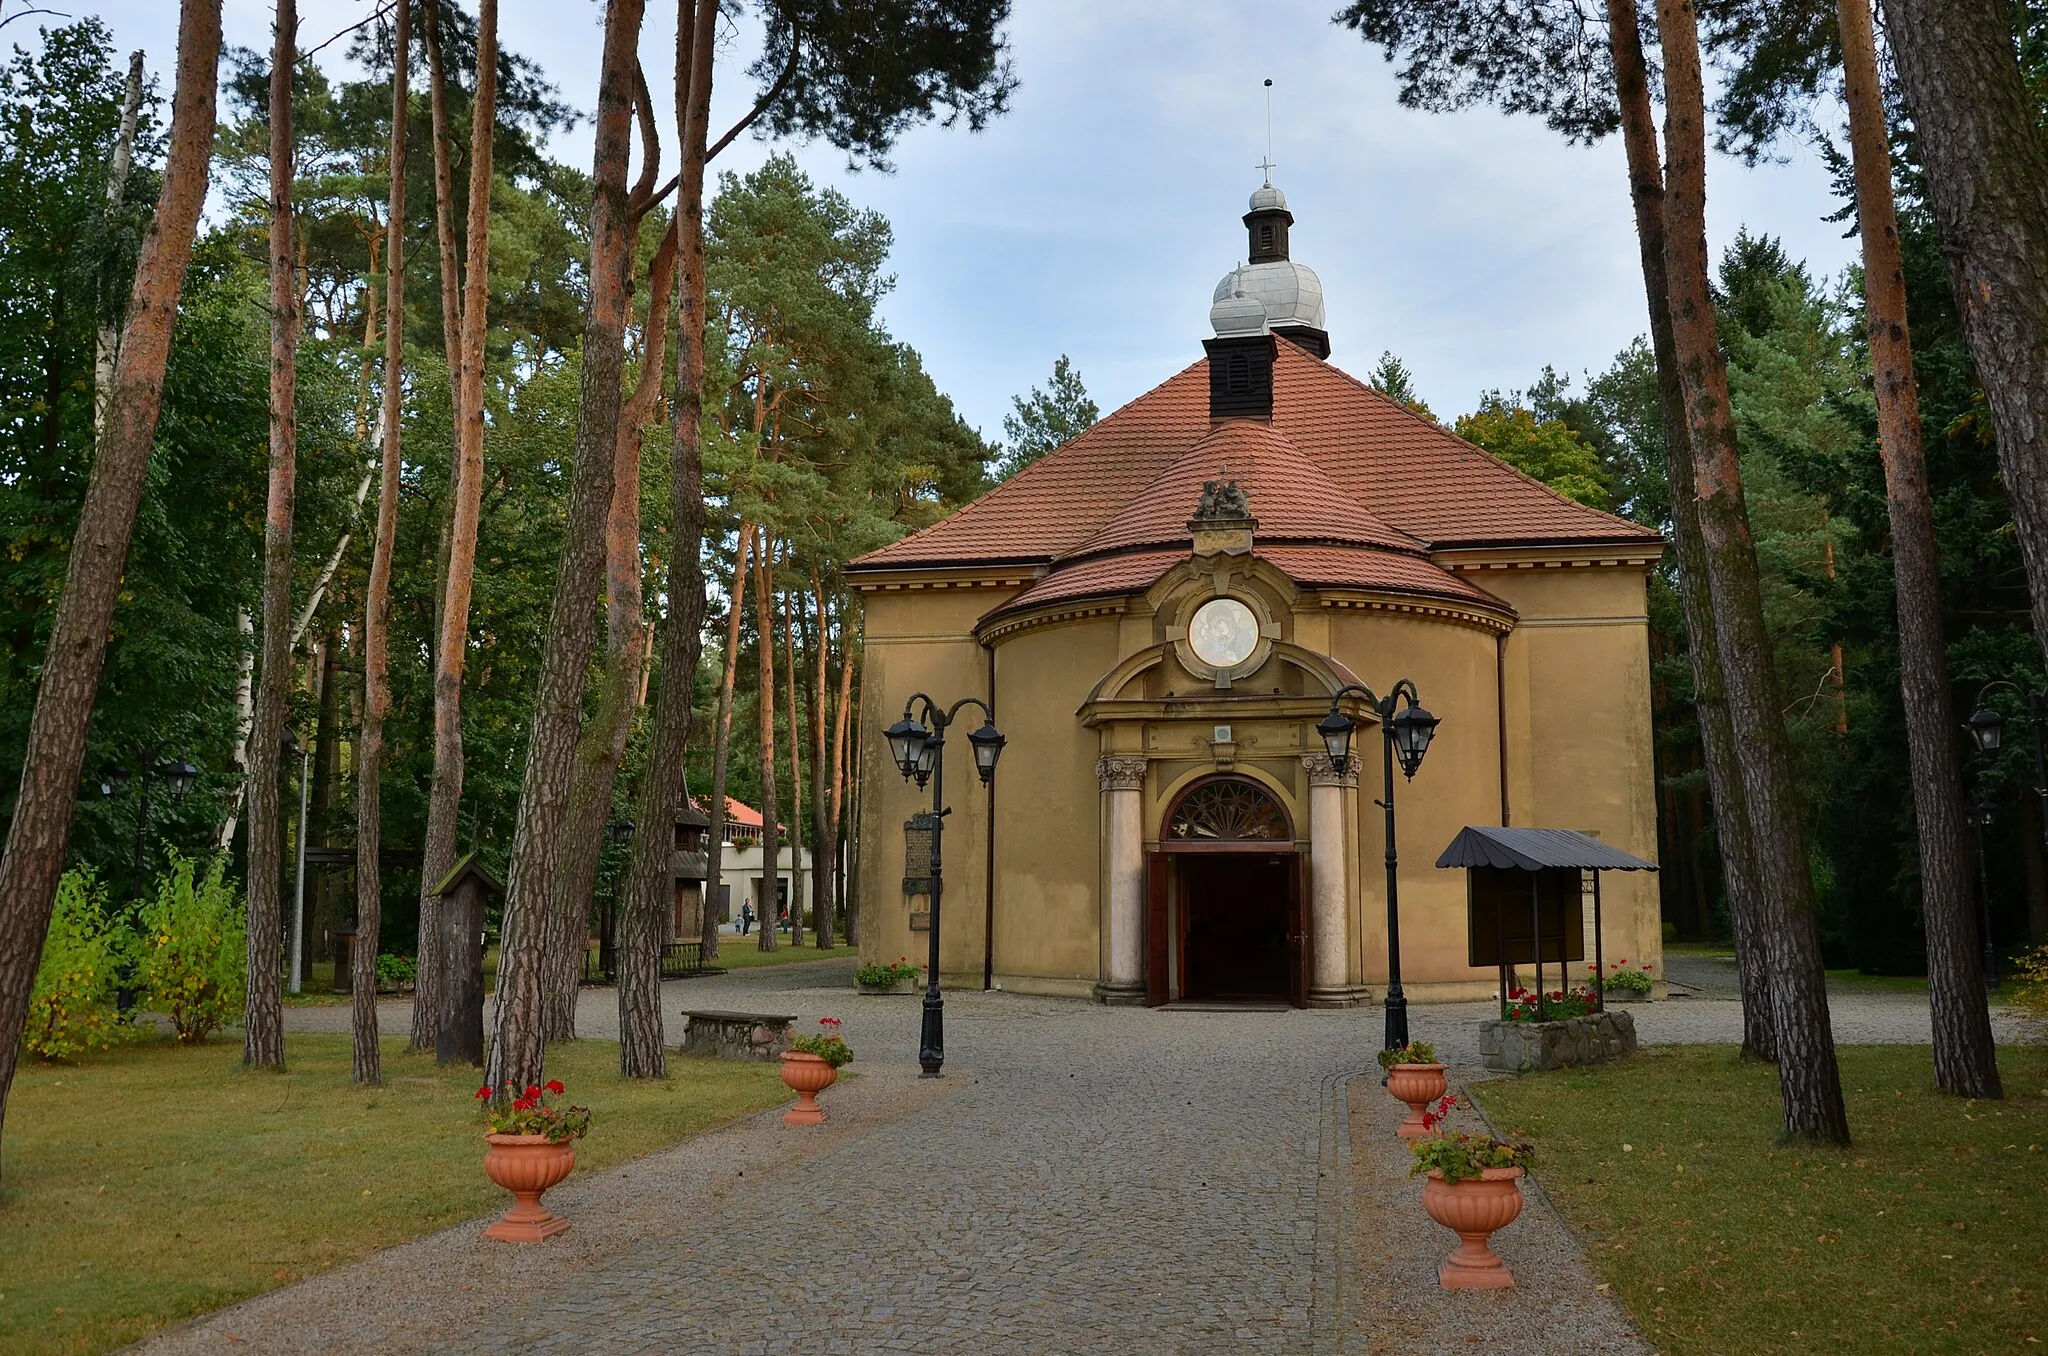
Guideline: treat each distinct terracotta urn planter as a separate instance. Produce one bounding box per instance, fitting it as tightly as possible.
[1386,1063,1449,1140]
[481,1133,576,1242]
[1421,1166,1525,1289]
[780,1050,837,1125]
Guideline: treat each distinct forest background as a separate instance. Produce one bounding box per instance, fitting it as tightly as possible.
[5,1,2047,990]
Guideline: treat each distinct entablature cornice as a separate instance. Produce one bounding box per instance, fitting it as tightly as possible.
[1430,543,1664,574]
[847,564,1039,595]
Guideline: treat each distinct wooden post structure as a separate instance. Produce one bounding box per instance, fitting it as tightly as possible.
[434,853,500,1067]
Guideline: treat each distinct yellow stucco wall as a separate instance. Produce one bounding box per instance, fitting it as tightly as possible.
[852,555,1660,1003]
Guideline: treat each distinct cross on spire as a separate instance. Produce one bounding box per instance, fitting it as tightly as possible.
[1257,154,1276,186]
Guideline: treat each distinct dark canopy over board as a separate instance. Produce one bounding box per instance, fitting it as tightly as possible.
[1434,826,1657,874]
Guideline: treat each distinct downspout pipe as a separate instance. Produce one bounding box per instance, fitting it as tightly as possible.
[1496,630,1512,826]
[982,638,997,990]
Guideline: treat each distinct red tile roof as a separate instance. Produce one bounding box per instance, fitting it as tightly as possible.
[1253,547,1506,609]
[1060,420,1423,561]
[851,342,1657,573]
[988,550,1188,617]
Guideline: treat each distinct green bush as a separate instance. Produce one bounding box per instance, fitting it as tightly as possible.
[25,867,133,1061]
[134,852,245,1044]
[376,952,417,988]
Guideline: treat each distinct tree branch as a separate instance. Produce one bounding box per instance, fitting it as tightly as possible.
[630,23,801,222]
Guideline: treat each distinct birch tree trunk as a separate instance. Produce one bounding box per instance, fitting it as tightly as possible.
[0,0,223,1163]
[618,0,717,1077]
[1839,0,2002,1098]
[1882,0,2048,684]
[755,526,782,951]
[486,0,646,1099]
[417,0,498,1054]
[701,520,751,959]
[93,50,145,441]
[1657,0,1849,1143]
[1603,0,1775,1062]
[217,606,256,851]
[543,212,676,1043]
[355,0,410,1087]
[781,561,805,947]
[244,0,301,1072]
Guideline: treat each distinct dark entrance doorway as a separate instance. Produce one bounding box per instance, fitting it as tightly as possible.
[1182,851,1293,1001]
[1147,776,1306,1007]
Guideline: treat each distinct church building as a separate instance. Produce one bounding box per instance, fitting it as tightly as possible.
[846,179,1665,1006]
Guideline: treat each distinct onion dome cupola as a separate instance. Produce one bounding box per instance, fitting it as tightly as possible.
[1210,178,1331,361]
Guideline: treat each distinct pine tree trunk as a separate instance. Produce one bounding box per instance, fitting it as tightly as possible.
[618,0,716,1078]
[417,0,498,1055]
[290,268,382,649]
[1657,0,1849,1143]
[755,527,782,952]
[0,0,223,1165]
[1882,0,2048,684]
[485,0,645,1100]
[782,562,805,947]
[1839,0,2003,1098]
[244,0,301,1072]
[1604,0,1775,1062]
[543,214,675,1043]
[355,0,411,1088]
[810,569,835,948]
[702,521,751,960]
[93,49,145,440]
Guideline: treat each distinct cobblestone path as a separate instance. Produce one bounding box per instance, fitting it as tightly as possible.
[142,963,2011,1354]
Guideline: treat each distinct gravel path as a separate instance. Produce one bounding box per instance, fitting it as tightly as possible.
[133,963,2025,1354]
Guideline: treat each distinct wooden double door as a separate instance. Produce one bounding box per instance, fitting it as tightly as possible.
[1144,849,1306,1006]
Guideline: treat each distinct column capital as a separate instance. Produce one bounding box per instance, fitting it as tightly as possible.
[1095,754,1148,792]
[1300,751,1359,788]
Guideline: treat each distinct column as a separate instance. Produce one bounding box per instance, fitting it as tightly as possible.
[1302,751,1362,1007]
[1095,754,1148,1004]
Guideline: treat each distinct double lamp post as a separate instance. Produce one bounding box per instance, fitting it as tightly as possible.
[882,696,1005,1078]
[1960,680,2048,987]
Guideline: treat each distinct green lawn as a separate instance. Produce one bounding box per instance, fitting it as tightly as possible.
[0,1032,790,1356]
[1473,1044,2048,1356]
[704,939,858,970]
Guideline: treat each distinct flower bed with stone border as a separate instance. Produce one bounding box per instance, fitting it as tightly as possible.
[1478,1009,1636,1073]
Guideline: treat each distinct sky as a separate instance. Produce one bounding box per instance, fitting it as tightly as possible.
[78,0,1858,445]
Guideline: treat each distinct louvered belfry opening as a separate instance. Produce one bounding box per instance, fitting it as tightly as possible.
[1202,332,1277,421]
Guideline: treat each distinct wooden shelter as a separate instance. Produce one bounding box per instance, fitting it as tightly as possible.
[1434,827,1658,1017]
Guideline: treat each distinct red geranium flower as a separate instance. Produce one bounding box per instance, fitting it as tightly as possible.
[524,1084,541,1098]
[475,1086,492,1100]
[545,1079,565,1096]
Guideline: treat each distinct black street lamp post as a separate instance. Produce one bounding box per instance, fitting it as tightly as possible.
[1315,680,1440,1051]
[103,751,197,1012]
[883,694,1004,1077]
[1967,790,2000,989]
[1962,680,2048,989]
[105,751,199,899]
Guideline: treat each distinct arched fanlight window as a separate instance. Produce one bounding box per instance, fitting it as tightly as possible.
[1166,777,1290,842]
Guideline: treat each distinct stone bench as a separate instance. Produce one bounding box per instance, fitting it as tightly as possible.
[679,1009,798,1062]
[1478,1008,1637,1073]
